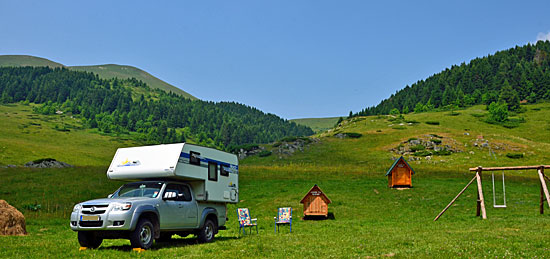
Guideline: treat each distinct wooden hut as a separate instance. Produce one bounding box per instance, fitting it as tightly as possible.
[300,184,331,217]
[385,156,415,188]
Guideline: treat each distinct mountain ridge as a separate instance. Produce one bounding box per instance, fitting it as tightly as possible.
[0,55,196,99]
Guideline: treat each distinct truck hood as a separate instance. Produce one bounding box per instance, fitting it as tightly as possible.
[81,197,154,205]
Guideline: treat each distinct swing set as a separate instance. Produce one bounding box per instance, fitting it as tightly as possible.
[434,165,550,221]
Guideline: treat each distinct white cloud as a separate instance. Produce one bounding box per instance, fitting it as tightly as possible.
[536,31,550,42]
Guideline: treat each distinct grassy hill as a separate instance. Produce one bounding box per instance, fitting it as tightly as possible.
[0,55,64,68]
[0,103,136,166]
[290,116,341,133]
[0,55,196,99]
[1,103,550,257]
[70,64,196,100]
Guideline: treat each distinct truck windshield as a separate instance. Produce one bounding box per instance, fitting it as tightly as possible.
[113,182,163,198]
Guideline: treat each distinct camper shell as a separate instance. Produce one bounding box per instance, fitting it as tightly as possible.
[107,143,239,203]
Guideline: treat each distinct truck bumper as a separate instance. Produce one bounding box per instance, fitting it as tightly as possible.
[70,210,134,231]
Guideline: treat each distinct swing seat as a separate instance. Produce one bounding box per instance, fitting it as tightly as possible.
[492,172,507,208]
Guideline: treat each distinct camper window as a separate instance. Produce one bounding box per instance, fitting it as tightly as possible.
[190,151,201,166]
[220,165,229,177]
[208,162,218,181]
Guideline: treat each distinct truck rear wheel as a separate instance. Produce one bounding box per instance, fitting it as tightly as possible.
[130,218,154,249]
[77,231,103,249]
[197,218,217,243]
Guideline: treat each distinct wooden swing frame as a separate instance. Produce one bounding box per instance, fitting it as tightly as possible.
[434,165,550,221]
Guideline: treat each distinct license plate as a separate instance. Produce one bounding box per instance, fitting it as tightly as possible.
[81,215,100,221]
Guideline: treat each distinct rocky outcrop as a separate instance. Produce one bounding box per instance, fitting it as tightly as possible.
[238,146,265,160]
[24,158,73,168]
[0,200,27,236]
[274,138,318,157]
[390,134,462,157]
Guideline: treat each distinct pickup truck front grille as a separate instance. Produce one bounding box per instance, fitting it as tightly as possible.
[81,204,109,215]
[81,210,106,214]
[79,221,103,227]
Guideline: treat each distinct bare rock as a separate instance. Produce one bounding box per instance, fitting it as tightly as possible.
[0,200,27,236]
[24,158,73,168]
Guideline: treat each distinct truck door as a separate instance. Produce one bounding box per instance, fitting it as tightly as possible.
[159,183,186,229]
[178,184,198,228]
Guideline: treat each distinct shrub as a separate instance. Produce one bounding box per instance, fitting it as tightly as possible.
[229,144,259,153]
[410,145,425,152]
[280,136,298,142]
[431,139,442,144]
[32,158,57,163]
[405,120,419,124]
[471,113,485,118]
[433,149,451,156]
[506,153,524,159]
[414,151,432,157]
[272,142,281,147]
[23,203,42,211]
[390,108,400,116]
[487,102,508,123]
[392,126,407,130]
[425,121,440,125]
[343,132,362,138]
[430,134,443,138]
[376,129,382,132]
[259,150,272,157]
[407,137,418,142]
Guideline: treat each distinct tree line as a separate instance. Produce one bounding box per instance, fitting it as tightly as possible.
[0,66,313,150]
[354,40,550,116]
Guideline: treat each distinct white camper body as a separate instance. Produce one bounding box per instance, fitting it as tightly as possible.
[107,143,238,203]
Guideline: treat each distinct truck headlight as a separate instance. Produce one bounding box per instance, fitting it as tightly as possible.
[112,202,132,211]
[73,204,82,212]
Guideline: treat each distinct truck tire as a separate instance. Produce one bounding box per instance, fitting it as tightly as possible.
[130,218,154,249]
[197,218,217,243]
[77,231,103,249]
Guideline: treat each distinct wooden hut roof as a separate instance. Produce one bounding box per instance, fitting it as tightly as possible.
[300,184,332,204]
[385,156,416,176]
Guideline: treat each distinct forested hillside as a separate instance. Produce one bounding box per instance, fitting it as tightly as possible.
[0,55,196,99]
[0,67,313,150]
[355,41,550,115]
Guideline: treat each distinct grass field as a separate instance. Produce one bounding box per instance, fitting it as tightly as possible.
[1,103,550,257]
[290,116,341,133]
[0,55,196,99]
[0,104,136,166]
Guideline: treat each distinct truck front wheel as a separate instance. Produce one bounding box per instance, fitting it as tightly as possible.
[77,231,103,249]
[130,218,154,249]
[197,218,217,243]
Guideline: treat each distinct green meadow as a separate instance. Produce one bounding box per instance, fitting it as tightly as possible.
[290,116,341,133]
[1,103,550,257]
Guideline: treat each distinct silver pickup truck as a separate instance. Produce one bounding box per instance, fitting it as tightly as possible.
[70,180,227,249]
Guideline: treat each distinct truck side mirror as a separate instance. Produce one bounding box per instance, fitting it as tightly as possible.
[163,191,178,200]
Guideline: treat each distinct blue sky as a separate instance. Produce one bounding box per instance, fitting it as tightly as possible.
[1,1,549,119]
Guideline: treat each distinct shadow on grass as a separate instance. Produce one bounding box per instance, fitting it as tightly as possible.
[302,212,335,221]
[99,236,239,251]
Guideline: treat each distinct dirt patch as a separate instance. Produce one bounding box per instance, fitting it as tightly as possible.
[0,200,27,236]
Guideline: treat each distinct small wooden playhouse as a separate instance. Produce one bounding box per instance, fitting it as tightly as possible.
[300,184,332,217]
[386,156,415,188]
